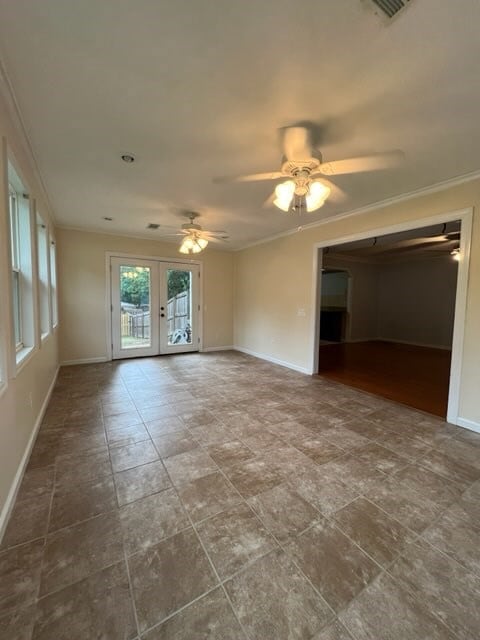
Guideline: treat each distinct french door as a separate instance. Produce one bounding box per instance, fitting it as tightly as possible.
[111,257,199,359]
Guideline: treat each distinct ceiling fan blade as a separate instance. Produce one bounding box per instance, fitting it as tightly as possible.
[262,192,276,208]
[213,171,284,184]
[206,236,229,244]
[282,126,313,161]
[317,151,404,176]
[155,233,185,238]
[315,178,348,203]
[201,231,228,238]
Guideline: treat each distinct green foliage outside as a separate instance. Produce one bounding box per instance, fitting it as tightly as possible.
[167,270,190,299]
[120,266,189,307]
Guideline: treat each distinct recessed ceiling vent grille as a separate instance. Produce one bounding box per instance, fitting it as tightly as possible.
[371,0,411,18]
[146,223,160,230]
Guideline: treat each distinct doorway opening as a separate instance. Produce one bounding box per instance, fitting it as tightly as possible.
[110,256,200,360]
[312,209,472,423]
[319,269,351,344]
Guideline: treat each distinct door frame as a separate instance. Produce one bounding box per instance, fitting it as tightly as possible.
[159,261,200,355]
[310,207,473,426]
[105,252,203,360]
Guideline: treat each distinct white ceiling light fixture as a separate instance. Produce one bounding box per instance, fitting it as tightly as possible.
[215,124,403,214]
[179,233,209,254]
[154,211,229,254]
[273,180,295,211]
[273,177,330,213]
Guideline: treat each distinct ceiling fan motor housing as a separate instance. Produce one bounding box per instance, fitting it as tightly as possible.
[282,161,323,196]
[182,221,202,231]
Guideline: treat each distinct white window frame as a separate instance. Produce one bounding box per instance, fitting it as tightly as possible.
[8,159,37,371]
[36,212,51,340]
[0,139,10,395]
[9,185,23,351]
[50,235,58,329]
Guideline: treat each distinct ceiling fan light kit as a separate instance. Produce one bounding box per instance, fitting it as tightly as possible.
[154,211,228,254]
[215,125,402,215]
[179,233,208,254]
[274,178,330,213]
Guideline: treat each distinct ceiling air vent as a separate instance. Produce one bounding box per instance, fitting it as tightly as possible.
[146,223,160,230]
[370,0,411,18]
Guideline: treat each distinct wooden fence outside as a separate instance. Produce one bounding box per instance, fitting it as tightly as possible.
[167,291,190,342]
[120,291,190,342]
[121,309,150,339]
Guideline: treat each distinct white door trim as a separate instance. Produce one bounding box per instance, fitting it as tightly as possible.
[309,207,473,426]
[111,257,160,359]
[159,262,200,354]
[105,251,203,360]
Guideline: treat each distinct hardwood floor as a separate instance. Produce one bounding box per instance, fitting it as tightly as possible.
[317,341,452,417]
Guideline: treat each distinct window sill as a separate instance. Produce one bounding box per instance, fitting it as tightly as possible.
[16,346,35,375]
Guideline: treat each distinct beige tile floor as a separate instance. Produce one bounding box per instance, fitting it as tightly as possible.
[1,351,480,639]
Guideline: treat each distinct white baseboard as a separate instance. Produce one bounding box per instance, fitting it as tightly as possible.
[456,417,480,434]
[0,366,60,543]
[234,346,310,375]
[201,346,235,352]
[60,356,109,366]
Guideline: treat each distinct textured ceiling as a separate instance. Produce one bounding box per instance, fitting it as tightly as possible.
[0,0,479,249]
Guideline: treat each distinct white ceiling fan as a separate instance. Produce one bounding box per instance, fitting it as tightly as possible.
[156,211,229,254]
[215,125,403,213]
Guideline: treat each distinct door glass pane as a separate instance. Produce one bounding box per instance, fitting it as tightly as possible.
[167,269,192,345]
[120,265,151,349]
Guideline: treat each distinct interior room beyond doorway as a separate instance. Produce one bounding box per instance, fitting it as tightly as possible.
[317,221,461,418]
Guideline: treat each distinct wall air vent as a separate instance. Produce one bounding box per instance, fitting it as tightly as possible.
[371,0,411,18]
[146,223,160,230]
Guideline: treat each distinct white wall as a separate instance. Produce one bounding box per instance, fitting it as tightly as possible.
[0,83,59,536]
[377,256,457,348]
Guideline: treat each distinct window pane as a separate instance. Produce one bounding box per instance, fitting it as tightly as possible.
[9,190,19,268]
[37,219,50,336]
[50,240,58,327]
[12,270,21,347]
[8,165,34,357]
[167,269,192,345]
[120,265,151,349]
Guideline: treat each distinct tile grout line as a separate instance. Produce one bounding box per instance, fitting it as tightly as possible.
[123,547,142,639]
[29,448,59,633]
[103,393,143,639]
[134,431,253,640]
[7,356,479,639]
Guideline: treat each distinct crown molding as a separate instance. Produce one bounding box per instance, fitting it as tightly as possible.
[236,168,480,252]
[0,53,56,223]
[55,223,234,252]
